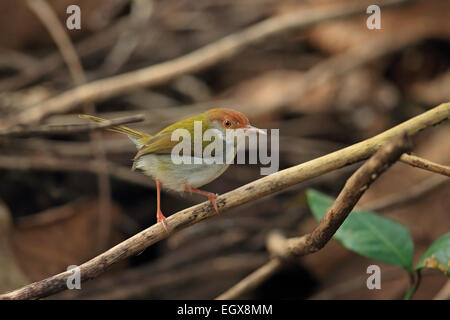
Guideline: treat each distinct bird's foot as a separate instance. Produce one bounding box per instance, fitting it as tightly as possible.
[207,193,219,214]
[184,186,220,214]
[157,210,168,233]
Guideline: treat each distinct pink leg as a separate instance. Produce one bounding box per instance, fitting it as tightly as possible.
[185,186,219,213]
[156,178,168,232]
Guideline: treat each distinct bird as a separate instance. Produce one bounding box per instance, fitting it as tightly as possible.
[80,108,264,231]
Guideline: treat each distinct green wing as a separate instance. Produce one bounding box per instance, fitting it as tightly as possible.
[134,113,212,160]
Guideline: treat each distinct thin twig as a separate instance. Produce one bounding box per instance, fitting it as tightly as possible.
[0,115,144,137]
[0,48,40,73]
[216,134,411,300]
[217,259,284,301]
[60,253,267,299]
[290,136,411,255]
[5,138,136,158]
[1,0,412,128]
[96,0,153,77]
[27,0,113,251]
[400,153,450,177]
[0,155,154,189]
[0,102,446,300]
[0,15,131,92]
[26,0,85,84]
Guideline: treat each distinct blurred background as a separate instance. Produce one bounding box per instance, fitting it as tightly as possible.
[0,0,449,299]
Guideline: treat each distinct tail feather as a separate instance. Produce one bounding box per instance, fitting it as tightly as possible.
[79,114,147,138]
[79,114,151,149]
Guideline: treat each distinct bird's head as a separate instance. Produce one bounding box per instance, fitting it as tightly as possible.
[205,108,265,135]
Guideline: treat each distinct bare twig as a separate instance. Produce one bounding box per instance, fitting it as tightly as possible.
[0,102,446,300]
[0,115,144,137]
[400,153,450,177]
[5,138,136,157]
[0,48,40,73]
[0,16,130,92]
[26,0,85,83]
[96,0,153,77]
[216,134,410,300]
[61,253,267,299]
[0,155,154,189]
[288,136,411,255]
[27,0,113,251]
[1,0,412,128]
[217,259,284,301]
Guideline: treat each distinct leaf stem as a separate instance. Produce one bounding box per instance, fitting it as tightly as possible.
[404,270,422,300]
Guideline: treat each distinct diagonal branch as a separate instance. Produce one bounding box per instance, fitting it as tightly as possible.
[287,135,411,256]
[0,0,412,128]
[0,102,448,300]
[216,134,411,300]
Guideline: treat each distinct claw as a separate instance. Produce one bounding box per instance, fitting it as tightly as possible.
[208,193,219,214]
[185,186,220,214]
[157,210,168,233]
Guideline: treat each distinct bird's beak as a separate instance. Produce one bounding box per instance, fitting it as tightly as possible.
[244,125,266,135]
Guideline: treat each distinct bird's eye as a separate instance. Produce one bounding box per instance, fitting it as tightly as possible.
[223,120,232,128]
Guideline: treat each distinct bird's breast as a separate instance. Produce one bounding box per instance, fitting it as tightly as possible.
[134,154,231,192]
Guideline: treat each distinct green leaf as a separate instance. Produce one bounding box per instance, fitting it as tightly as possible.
[415,232,450,277]
[306,189,414,271]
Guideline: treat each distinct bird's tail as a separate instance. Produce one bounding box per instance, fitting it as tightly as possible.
[79,114,151,149]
